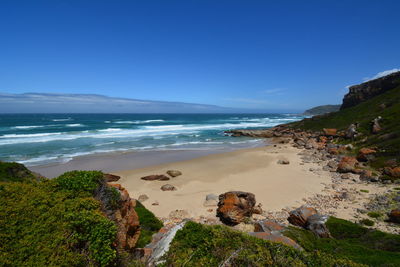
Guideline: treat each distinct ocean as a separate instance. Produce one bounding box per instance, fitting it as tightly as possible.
[0,113,305,166]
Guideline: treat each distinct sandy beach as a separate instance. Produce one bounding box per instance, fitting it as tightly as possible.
[114,144,332,219]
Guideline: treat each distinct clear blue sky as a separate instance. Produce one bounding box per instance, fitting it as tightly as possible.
[1,0,399,112]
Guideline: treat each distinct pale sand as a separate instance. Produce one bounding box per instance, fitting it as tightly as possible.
[114,144,331,219]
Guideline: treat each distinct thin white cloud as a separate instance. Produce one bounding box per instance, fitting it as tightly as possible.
[363,68,400,82]
[262,88,285,95]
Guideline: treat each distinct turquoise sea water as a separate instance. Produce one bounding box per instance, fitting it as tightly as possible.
[0,113,305,166]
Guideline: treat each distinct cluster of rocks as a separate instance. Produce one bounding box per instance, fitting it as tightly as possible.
[140,170,182,192]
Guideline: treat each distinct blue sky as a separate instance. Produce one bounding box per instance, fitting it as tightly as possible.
[1,0,399,112]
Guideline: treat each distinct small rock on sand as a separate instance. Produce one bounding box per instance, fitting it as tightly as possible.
[138,194,149,202]
[277,159,290,165]
[141,174,170,181]
[161,184,177,191]
[167,170,182,177]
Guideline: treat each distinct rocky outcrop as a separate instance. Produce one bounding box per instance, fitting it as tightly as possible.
[225,129,274,138]
[217,191,256,225]
[248,232,303,250]
[106,183,141,251]
[337,157,359,173]
[341,71,400,109]
[388,209,400,223]
[357,148,377,162]
[287,206,317,227]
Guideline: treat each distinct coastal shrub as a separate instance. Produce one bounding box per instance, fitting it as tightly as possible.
[367,211,382,218]
[0,170,118,266]
[284,217,400,266]
[360,218,375,226]
[0,161,36,182]
[162,221,361,266]
[134,201,163,248]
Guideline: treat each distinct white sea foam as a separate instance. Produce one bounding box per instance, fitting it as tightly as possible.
[52,118,72,122]
[13,125,45,129]
[66,124,84,127]
[114,119,165,124]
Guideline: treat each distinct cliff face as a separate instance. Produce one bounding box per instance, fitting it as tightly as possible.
[341,71,400,109]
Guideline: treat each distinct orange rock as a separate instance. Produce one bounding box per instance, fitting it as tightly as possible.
[287,206,317,227]
[323,128,337,136]
[384,167,400,178]
[357,148,377,162]
[217,191,256,225]
[337,156,358,173]
[254,220,285,232]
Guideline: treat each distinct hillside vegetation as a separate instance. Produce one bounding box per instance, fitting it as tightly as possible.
[290,84,400,167]
[303,104,340,115]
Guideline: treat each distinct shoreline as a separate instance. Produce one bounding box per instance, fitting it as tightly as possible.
[29,139,267,178]
[114,143,331,219]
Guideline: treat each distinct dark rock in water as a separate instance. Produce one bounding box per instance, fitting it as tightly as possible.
[166,170,182,177]
[341,71,400,109]
[161,184,177,191]
[225,129,274,138]
[104,173,121,182]
[141,174,170,181]
[217,191,256,225]
[306,214,331,238]
[287,206,317,228]
[388,209,400,223]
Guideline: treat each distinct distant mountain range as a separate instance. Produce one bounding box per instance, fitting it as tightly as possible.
[303,105,340,115]
[0,93,238,113]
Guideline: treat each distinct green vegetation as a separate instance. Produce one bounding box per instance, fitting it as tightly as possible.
[394,187,400,190]
[367,211,382,218]
[0,167,118,266]
[359,218,375,226]
[360,189,369,193]
[0,161,37,182]
[284,217,400,266]
[134,201,163,248]
[162,221,361,266]
[303,104,341,115]
[290,85,400,167]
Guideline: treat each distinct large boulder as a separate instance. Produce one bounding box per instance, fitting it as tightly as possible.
[306,214,331,238]
[217,191,256,225]
[287,206,317,228]
[254,220,284,233]
[248,232,303,250]
[141,174,170,181]
[337,156,358,173]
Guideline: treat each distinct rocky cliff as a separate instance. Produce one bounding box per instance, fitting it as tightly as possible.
[341,71,400,109]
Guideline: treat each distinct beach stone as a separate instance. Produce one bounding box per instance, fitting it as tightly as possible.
[138,194,149,202]
[166,170,182,177]
[152,201,159,206]
[306,214,331,238]
[104,173,121,182]
[277,159,290,165]
[161,184,177,191]
[141,174,170,181]
[204,194,219,207]
[217,191,256,225]
[287,206,317,228]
